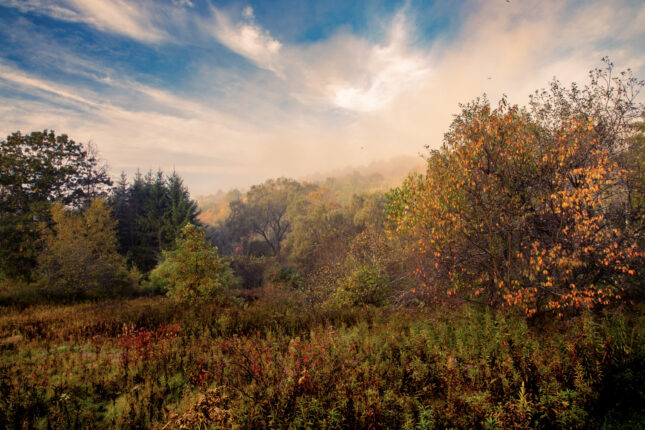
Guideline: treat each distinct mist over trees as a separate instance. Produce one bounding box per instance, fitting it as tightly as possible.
[1,61,643,314]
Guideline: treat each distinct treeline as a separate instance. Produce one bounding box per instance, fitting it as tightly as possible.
[206,177,401,309]
[201,61,645,316]
[0,131,201,301]
[197,155,422,227]
[1,60,644,316]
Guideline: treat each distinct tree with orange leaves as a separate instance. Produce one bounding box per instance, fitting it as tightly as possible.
[388,60,644,316]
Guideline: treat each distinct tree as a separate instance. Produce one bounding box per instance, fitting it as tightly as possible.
[109,170,200,272]
[224,178,307,256]
[388,62,644,316]
[37,199,131,296]
[150,224,235,304]
[165,171,200,243]
[0,130,112,278]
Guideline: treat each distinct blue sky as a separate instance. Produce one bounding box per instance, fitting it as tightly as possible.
[1,0,644,194]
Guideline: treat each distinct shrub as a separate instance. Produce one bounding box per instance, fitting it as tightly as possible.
[229,255,270,289]
[326,263,389,308]
[151,224,236,304]
[264,263,304,290]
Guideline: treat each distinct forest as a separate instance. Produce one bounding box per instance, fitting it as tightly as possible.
[1,63,645,429]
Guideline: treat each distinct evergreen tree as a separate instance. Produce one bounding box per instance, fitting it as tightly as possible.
[109,169,200,272]
[166,171,200,242]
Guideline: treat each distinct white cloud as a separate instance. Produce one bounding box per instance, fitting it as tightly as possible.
[208,6,282,73]
[4,0,166,42]
[323,13,431,112]
[66,0,165,42]
[2,0,645,195]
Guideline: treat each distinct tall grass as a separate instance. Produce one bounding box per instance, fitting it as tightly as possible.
[1,296,644,428]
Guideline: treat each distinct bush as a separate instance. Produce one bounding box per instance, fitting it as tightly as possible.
[150,224,236,304]
[229,255,270,289]
[326,263,389,308]
[264,263,304,290]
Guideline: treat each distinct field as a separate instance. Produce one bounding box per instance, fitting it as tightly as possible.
[2,293,644,429]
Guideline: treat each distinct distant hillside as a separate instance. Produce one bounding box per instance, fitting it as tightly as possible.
[196,155,425,227]
[302,155,424,184]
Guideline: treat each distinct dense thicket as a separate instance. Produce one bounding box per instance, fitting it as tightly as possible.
[207,178,406,305]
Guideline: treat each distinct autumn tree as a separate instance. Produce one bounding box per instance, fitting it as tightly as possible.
[0,130,111,278]
[37,199,131,297]
[388,62,644,316]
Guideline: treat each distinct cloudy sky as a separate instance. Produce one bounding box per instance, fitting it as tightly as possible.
[1,0,644,194]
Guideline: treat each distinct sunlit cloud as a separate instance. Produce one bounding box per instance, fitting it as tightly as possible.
[207,5,283,73]
[322,12,431,112]
[0,0,644,195]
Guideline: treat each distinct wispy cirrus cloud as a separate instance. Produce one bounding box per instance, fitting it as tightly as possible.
[206,5,283,73]
[4,0,168,42]
[203,6,432,113]
[0,0,644,195]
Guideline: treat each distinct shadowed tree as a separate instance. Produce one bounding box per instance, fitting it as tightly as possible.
[109,170,200,272]
[225,178,307,256]
[0,130,111,278]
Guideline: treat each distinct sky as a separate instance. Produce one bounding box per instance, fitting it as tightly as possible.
[1,0,644,195]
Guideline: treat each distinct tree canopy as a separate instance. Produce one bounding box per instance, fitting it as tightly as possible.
[387,61,644,316]
[0,130,112,278]
[37,198,131,297]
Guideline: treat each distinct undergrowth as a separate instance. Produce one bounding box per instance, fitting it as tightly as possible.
[1,297,644,429]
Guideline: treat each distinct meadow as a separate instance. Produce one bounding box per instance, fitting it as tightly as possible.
[2,292,644,429]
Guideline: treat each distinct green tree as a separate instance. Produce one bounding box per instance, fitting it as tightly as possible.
[109,170,200,272]
[325,263,389,308]
[0,130,112,278]
[37,199,131,297]
[151,224,235,304]
[165,171,200,243]
[224,178,308,256]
